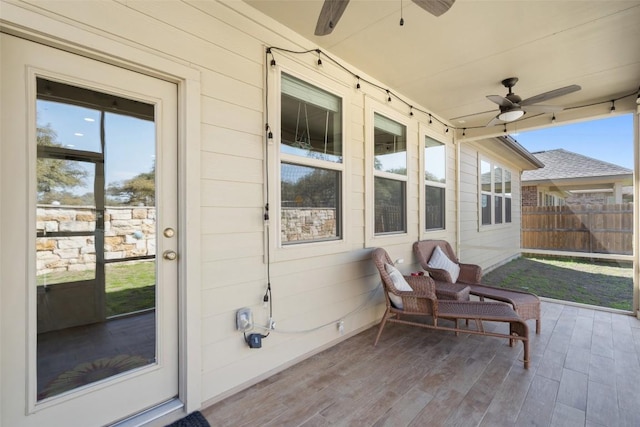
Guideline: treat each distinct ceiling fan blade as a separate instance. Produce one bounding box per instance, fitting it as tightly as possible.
[315,0,350,36]
[486,115,502,127]
[520,84,581,106]
[487,95,514,108]
[521,104,564,113]
[411,0,456,17]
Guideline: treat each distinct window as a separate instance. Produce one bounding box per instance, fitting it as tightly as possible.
[424,136,446,230]
[480,158,512,226]
[280,73,343,244]
[373,113,407,234]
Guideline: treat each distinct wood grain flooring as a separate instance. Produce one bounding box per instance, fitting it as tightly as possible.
[202,302,640,427]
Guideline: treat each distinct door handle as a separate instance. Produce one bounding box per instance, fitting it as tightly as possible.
[163,250,177,261]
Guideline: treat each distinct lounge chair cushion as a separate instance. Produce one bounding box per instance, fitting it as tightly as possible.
[384,263,412,309]
[427,246,460,283]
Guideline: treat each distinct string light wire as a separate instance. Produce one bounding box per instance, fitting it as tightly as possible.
[265,45,639,133]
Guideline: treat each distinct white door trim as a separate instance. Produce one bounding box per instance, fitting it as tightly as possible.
[0,3,202,424]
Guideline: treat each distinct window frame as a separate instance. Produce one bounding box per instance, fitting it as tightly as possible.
[478,156,513,228]
[421,133,447,232]
[270,67,351,259]
[364,98,413,247]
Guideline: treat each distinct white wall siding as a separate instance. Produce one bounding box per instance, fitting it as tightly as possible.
[1,0,532,422]
[458,142,523,270]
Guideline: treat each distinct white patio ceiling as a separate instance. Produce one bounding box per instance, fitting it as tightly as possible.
[245,0,640,140]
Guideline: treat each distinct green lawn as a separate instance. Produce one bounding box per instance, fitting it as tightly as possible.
[37,261,155,317]
[482,256,633,311]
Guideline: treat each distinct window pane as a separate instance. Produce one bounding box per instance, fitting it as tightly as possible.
[374,177,406,234]
[425,137,445,183]
[481,160,491,192]
[505,197,512,223]
[105,113,156,206]
[35,78,157,400]
[505,170,512,195]
[494,166,503,194]
[426,185,445,230]
[481,194,491,225]
[37,100,102,153]
[281,74,342,163]
[495,195,503,224]
[281,163,340,243]
[374,113,406,175]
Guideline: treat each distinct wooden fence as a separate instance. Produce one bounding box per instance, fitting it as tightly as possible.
[521,204,633,255]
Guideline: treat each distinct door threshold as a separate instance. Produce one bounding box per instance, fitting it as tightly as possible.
[110,398,183,427]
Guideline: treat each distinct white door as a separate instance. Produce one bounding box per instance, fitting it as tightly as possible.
[1,33,179,426]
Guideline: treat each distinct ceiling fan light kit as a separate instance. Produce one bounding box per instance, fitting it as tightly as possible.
[498,109,525,122]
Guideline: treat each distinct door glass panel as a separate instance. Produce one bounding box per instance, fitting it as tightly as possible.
[36,78,157,400]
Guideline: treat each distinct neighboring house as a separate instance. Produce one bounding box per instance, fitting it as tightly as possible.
[521,149,633,206]
[0,2,634,427]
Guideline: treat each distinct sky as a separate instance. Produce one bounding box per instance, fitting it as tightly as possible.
[511,114,634,169]
[38,100,155,194]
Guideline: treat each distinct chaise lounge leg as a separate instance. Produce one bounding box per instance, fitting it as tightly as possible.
[536,319,541,334]
[373,309,391,346]
[509,321,530,369]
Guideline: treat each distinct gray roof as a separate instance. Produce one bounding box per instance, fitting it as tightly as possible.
[521,149,632,182]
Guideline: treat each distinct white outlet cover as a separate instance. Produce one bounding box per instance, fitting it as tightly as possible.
[236,307,253,332]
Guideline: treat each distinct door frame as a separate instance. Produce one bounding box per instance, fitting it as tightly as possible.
[0,3,202,424]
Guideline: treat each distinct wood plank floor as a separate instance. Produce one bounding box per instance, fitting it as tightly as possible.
[202,302,640,427]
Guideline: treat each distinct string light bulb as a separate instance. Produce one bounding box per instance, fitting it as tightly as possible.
[462,128,466,136]
[386,90,391,102]
[316,49,322,66]
[503,124,507,133]
[399,0,404,26]
[445,127,449,133]
[610,100,615,113]
[267,48,276,67]
[552,114,556,124]
[409,106,414,116]
[356,76,361,90]
[429,114,432,124]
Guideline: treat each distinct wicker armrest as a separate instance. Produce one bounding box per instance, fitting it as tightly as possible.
[458,263,482,284]
[424,267,452,283]
[404,275,436,298]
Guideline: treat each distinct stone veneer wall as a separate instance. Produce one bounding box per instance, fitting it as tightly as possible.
[36,205,156,276]
[281,208,337,242]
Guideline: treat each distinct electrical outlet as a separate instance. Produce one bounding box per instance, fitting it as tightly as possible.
[236,308,253,332]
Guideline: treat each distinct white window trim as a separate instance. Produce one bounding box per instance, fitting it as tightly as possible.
[364,97,415,248]
[478,156,513,229]
[419,125,448,234]
[268,65,351,261]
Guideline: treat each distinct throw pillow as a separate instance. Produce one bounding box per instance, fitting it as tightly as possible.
[427,245,460,283]
[384,263,412,309]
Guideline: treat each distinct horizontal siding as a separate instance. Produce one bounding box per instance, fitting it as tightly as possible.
[6,0,532,416]
[459,143,521,269]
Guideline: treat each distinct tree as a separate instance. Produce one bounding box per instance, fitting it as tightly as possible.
[281,167,337,208]
[107,165,155,206]
[37,123,88,203]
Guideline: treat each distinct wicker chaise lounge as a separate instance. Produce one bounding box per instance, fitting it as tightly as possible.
[413,240,541,334]
[372,248,530,369]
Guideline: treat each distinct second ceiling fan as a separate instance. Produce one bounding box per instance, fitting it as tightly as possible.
[486,77,581,126]
[315,0,456,36]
